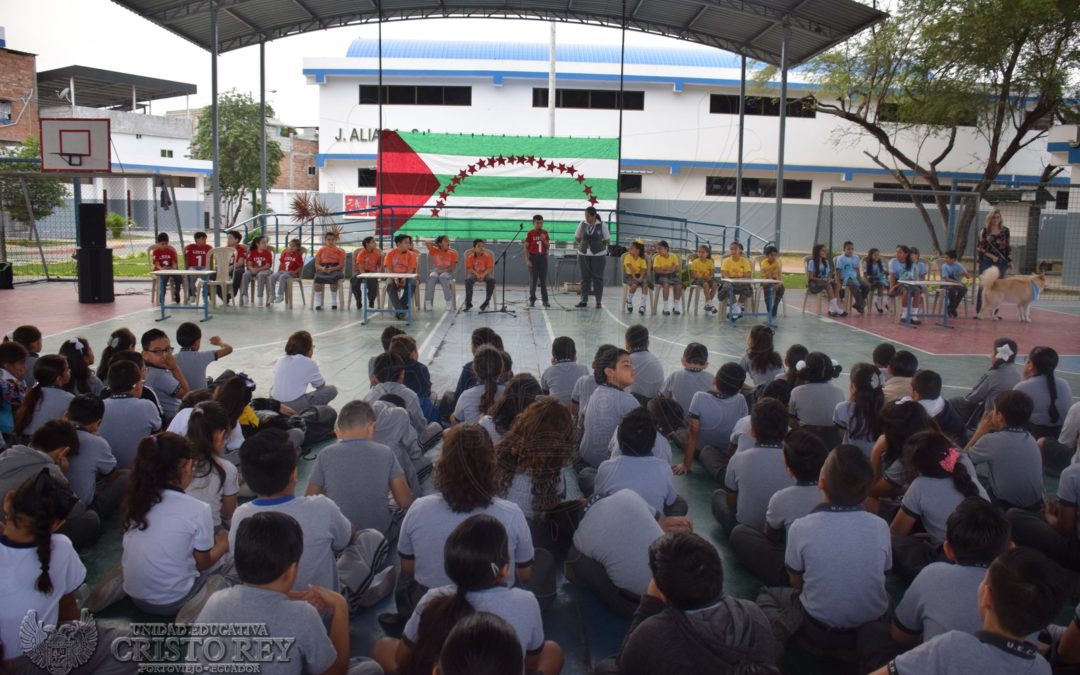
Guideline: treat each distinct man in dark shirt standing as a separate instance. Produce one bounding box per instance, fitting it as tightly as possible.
[526,214,551,308]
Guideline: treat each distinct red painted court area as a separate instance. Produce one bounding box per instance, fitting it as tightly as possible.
[0,282,155,338]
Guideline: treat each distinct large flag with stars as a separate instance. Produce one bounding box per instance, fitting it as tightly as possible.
[376,131,619,241]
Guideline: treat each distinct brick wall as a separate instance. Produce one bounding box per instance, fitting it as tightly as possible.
[0,48,38,146]
[275,136,318,191]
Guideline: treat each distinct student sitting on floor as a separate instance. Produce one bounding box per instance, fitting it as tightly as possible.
[59,337,104,398]
[857,497,1011,672]
[570,348,603,425]
[595,407,686,516]
[714,398,795,535]
[375,515,564,675]
[233,429,392,615]
[730,379,791,453]
[578,346,639,470]
[174,322,233,394]
[436,612,524,675]
[1015,346,1073,443]
[626,325,664,402]
[757,445,891,664]
[193,512,382,675]
[950,338,1021,430]
[660,342,711,428]
[679,363,747,478]
[14,355,74,441]
[872,342,895,385]
[869,547,1060,675]
[140,329,189,425]
[541,336,589,407]
[98,361,161,470]
[834,362,885,458]
[594,532,779,675]
[910,370,969,446]
[0,340,27,448]
[451,346,505,425]
[64,395,127,522]
[964,390,1044,512]
[478,374,542,446]
[889,431,988,581]
[868,401,939,516]
[389,334,440,424]
[1041,399,1080,487]
[368,326,406,386]
[367,353,442,449]
[269,331,338,411]
[180,401,237,532]
[883,350,919,404]
[740,325,784,388]
[449,328,503,407]
[788,352,845,449]
[372,398,424,495]
[729,429,826,587]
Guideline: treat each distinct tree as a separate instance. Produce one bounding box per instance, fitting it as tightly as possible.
[190,90,285,228]
[776,0,1079,254]
[0,138,68,228]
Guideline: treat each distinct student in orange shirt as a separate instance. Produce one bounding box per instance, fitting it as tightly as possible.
[183,231,212,298]
[464,239,496,311]
[312,230,345,310]
[384,233,418,317]
[350,236,382,309]
[424,235,459,310]
[270,238,305,304]
[151,232,182,303]
[225,231,248,302]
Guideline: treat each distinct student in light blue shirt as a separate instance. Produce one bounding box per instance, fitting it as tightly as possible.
[940,249,970,317]
[834,241,869,314]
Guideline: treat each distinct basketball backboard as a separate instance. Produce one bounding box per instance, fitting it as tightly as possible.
[39,118,111,173]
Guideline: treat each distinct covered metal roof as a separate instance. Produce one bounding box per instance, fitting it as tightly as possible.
[109,0,886,68]
[36,66,197,110]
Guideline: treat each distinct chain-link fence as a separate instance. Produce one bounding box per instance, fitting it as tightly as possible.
[814,185,1080,300]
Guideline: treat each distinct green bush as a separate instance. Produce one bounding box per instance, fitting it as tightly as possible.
[106,211,127,239]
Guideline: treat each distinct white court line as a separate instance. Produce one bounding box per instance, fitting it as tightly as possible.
[44,307,158,339]
[601,307,743,360]
[232,320,366,353]
[419,309,455,363]
[540,306,556,344]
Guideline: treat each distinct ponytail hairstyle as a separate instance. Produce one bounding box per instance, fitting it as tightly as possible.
[848,362,885,441]
[865,248,880,278]
[471,346,504,415]
[59,337,94,395]
[123,432,195,532]
[783,344,809,386]
[186,401,230,486]
[1029,346,1061,425]
[904,430,979,498]
[593,344,629,386]
[874,400,939,467]
[797,352,842,384]
[14,355,69,436]
[97,328,137,379]
[746,325,782,375]
[4,469,78,594]
[489,374,542,435]
[990,337,1018,370]
[399,514,510,675]
[469,327,501,353]
[212,376,250,427]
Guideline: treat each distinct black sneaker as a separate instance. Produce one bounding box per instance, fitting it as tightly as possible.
[542,302,550,308]
[625,304,633,313]
[910,317,922,325]
[464,302,473,311]
[331,305,338,310]
[529,299,536,307]
[315,305,323,311]
[663,310,671,316]
[480,302,490,311]
[575,301,588,308]
[595,302,603,309]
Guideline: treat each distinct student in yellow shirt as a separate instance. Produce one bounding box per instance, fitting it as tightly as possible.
[622,241,649,315]
[651,240,683,316]
[689,244,718,314]
[758,244,785,318]
[719,241,753,320]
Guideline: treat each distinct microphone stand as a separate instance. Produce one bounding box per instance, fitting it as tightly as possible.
[480,223,523,317]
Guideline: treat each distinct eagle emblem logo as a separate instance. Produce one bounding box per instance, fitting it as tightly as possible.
[19,608,98,675]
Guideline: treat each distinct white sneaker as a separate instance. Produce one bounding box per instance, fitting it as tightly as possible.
[357,565,397,608]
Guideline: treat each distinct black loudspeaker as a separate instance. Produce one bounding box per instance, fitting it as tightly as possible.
[79,203,107,249]
[77,248,114,303]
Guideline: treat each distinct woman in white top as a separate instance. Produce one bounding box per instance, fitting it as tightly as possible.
[270,331,338,410]
[574,207,610,309]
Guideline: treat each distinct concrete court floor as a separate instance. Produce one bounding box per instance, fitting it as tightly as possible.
[6,280,1080,674]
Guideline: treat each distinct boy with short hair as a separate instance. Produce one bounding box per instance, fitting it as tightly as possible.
[870,547,1060,675]
[595,407,684,516]
[965,390,1044,511]
[64,395,126,519]
[140,328,189,424]
[835,241,869,314]
[626,325,664,401]
[729,429,827,586]
[680,363,748,478]
[225,230,248,300]
[365,353,442,449]
[525,214,551,308]
[464,238,496,311]
[910,369,967,445]
[232,429,393,614]
[384,233,418,316]
[183,230,212,297]
[312,230,346,310]
[940,249,970,318]
[660,342,711,427]
[757,445,891,662]
[151,232,181,303]
[306,401,413,541]
[719,241,753,320]
[883,350,918,404]
[424,235,458,310]
[541,337,589,406]
[650,240,682,315]
[872,343,896,385]
[174,322,233,393]
[578,347,639,470]
[99,360,161,469]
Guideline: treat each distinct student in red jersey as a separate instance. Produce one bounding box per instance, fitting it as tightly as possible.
[183,231,212,297]
[312,230,346,310]
[351,236,383,309]
[525,214,551,308]
[240,236,274,306]
[464,239,496,311]
[225,231,248,302]
[270,238,305,305]
[384,234,418,318]
[424,235,459,310]
[151,232,182,303]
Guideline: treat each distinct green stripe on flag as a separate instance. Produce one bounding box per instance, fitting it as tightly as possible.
[432,176,617,200]
[400,132,619,160]
[396,218,609,242]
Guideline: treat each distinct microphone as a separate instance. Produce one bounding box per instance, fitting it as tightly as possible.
[519,223,524,230]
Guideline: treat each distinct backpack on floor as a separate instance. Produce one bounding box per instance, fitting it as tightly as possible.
[291,405,337,446]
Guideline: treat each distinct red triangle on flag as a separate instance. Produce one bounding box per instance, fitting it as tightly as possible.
[376,131,439,231]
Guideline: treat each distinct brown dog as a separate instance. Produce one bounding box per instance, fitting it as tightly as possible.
[975,266,1046,322]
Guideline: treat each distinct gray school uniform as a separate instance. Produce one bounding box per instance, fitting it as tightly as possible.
[766,482,822,533]
[405,585,544,658]
[789,382,846,427]
[144,366,182,419]
[175,349,218,392]
[579,384,640,468]
[541,361,590,406]
[365,381,428,432]
[99,396,161,469]
[785,504,891,629]
[724,444,796,529]
[688,390,748,450]
[731,415,754,451]
[452,383,506,424]
[23,354,38,387]
[900,456,988,543]
[572,374,599,411]
[1057,463,1080,537]
[504,467,583,519]
[961,365,1021,411]
[595,454,678,516]
[660,367,713,423]
[628,349,665,400]
[609,429,673,465]
[888,629,1049,675]
[572,489,662,596]
[24,387,74,437]
[894,561,988,641]
[966,428,1044,508]
[1015,374,1073,428]
[739,355,785,388]
[371,400,423,494]
[66,429,117,505]
[833,401,876,457]
[308,438,404,536]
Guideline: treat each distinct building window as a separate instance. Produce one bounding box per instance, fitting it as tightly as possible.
[160,149,174,158]
[709,95,815,118]
[619,174,643,194]
[176,176,197,189]
[0,101,11,124]
[358,168,377,188]
[532,89,645,111]
[1056,190,1071,211]
[705,177,813,199]
[359,85,471,106]
[307,166,317,176]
